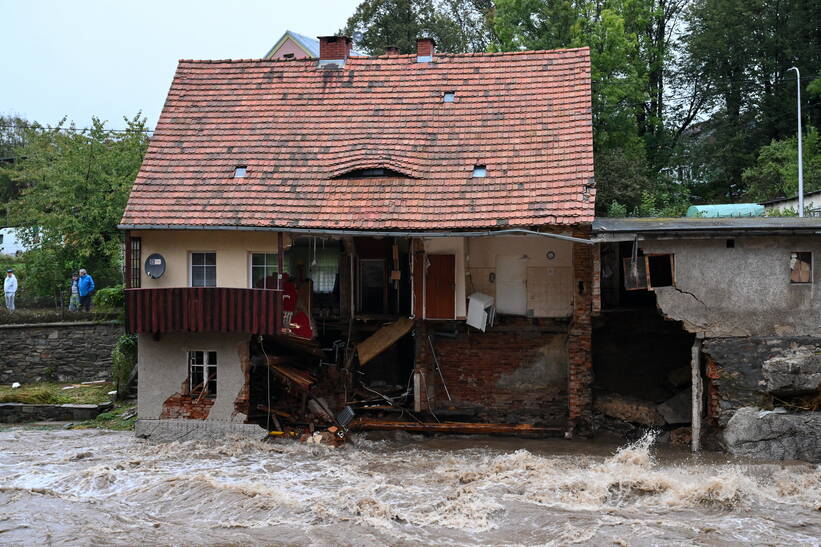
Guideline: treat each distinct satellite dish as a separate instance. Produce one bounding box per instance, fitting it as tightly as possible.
[144,253,166,279]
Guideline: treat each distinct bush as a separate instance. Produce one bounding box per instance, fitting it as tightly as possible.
[94,284,124,311]
[111,333,137,400]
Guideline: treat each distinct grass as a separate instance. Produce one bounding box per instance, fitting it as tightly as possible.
[72,402,137,431]
[0,382,115,405]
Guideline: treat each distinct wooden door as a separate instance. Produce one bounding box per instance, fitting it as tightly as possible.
[425,254,455,319]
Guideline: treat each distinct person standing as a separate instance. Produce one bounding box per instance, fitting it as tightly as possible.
[77,268,95,312]
[68,272,80,311]
[4,269,18,311]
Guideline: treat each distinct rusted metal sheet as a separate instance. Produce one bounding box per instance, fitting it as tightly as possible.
[125,287,282,335]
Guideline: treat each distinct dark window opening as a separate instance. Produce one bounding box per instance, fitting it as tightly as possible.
[726,239,735,248]
[335,167,408,179]
[130,237,141,289]
[790,251,812,284]
[282,53,295,59]
[647,254,674,288]
[189,350,217,398]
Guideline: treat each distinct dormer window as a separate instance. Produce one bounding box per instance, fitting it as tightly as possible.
[472,164,487,178]
[234,166,247,178]
[443,91,455,103]
[335,167,409,179]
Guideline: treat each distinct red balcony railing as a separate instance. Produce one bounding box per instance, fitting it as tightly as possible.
[125,287,282,335]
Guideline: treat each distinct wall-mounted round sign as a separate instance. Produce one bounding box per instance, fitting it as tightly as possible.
[144,253,167,279]
[546,251,556,260]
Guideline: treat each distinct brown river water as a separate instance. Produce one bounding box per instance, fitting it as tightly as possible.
[0,427,818,546]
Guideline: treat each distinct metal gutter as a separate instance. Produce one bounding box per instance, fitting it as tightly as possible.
[118,224,596,245]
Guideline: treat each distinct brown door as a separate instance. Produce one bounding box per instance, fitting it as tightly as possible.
[425,254,455,319]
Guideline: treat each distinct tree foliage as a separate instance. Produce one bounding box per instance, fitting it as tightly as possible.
[1,115,148,298]
[743,127,821,202]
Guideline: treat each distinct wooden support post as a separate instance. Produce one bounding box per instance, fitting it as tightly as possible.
[691,336,703,453]
[276,232,284,335]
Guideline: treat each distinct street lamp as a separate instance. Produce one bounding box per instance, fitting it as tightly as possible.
[788,66,804,217]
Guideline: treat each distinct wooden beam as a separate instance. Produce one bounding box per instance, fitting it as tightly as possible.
[357,316,414,365]
[691,337,703,453]
[350,419,563,437]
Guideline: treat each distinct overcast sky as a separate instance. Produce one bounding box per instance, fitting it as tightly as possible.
[0,0,361,130]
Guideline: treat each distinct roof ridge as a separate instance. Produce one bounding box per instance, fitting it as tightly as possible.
[177,47,590,64]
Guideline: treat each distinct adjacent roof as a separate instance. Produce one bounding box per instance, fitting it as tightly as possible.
[760,189,821,205]
[121,48,594,231]
[594,217,821,241]
[264,30,320,59]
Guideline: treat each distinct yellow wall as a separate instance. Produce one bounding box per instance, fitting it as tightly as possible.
[466,236,573,318]
[133,230,291,288]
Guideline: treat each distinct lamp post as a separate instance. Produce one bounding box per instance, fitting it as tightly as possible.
[788,66,804,217]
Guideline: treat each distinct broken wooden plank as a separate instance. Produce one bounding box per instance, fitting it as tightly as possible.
[350,419,564,437]
[267,364,315,390]
[356,317,414,366]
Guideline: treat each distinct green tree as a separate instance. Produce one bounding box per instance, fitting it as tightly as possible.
[0,115,30,225]
[342,0,494,54]
[743,127,821,202]
[2,115,149,299]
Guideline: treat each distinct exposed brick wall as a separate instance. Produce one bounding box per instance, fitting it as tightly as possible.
[415,317,569,425]
[160,379,214,420]
[568,225,594,434]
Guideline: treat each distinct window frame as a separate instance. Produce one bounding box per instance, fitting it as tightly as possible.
[248,251,279,289]
[789,251,813,285]
[645,253,676,290]
[188,350,217,399]
[189,251,217,287]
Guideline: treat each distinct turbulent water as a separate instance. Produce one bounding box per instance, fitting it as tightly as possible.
[0,428,818,546]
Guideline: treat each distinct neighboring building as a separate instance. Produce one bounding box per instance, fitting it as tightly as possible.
[760,189,821,216]
[264,30,320,59]
[120,37,597,439]
[593,217,821,461]
[0,227,29,256]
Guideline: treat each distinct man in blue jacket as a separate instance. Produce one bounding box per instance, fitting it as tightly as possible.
[78,268,95,312]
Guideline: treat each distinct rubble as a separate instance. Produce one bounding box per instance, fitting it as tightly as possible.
[594,393,666,427]
[657,388,692,425]
[722,406,821,463]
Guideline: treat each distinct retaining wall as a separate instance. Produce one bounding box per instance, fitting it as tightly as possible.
[0,322,122,384]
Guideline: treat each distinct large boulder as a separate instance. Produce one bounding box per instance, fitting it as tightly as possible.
[762,349,821,396]
[594,393,665,427]
[657,388,692,425]
[722,407,821,463]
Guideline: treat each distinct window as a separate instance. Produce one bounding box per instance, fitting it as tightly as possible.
[190,252,216,287]
[646,254,674,288]
[309,249,339,293]
[129,237,141,289]
[790,252,812,284]
[443,91,455,102]
[250,253,278,289]
[234,166,247,178]
[189,351,217,398]
[472,164,487,177]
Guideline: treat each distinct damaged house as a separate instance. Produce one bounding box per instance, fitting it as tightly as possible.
[120,37,598,440]
[593,218,821,461]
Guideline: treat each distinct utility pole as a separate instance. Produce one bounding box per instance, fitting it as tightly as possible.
[788,67,804,217]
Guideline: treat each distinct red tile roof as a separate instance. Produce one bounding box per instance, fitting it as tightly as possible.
[122,48,594,231]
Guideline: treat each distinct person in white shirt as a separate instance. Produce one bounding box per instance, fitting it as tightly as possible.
[4,269,18,311]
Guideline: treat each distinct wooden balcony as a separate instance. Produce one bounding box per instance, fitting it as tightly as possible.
[125,287,282,336]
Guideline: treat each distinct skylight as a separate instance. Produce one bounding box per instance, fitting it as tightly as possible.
[472,164,487,178]
[443,91,455,103]
[234,166,247,178]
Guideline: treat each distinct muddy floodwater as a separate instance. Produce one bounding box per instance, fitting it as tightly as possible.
[0,428,819,546]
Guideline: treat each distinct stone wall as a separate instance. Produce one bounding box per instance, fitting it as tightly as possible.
[0,322,121,384]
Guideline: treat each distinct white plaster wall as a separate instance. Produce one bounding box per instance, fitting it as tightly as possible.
[133,230,291,288]
[137,332,249,422]
[0,228,29,256]
[764,194,821,214]
[424,237,467,318]
[467,236,573,317]
[642,236,821,337]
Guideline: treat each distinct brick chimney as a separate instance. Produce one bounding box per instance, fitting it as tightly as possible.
[318,35,352,67]
[416,38,435,62]
[385,46,400,56]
